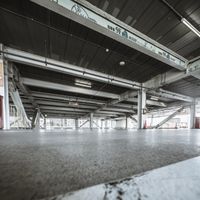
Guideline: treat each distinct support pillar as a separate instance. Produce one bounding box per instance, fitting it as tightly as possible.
[44,117,47,129]
[90,113,93,130]
[0,45,10,129]
[125,115,128,129]
[190,100,196,129]
[137,87,146,129]
[34,109,40,131]
[101,119,103,129]
[105,120,108,129]
[75,118,78,130]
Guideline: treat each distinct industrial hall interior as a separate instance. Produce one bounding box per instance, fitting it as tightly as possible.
[0,0,200,199]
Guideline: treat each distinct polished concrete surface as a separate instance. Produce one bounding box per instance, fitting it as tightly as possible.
[55,156,200,200]
[0,129,200,200]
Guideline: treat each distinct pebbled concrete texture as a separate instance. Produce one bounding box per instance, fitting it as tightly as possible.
[48,156,200,200]
[0,129,200,200]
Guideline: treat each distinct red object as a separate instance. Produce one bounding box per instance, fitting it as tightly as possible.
[0,96,3,129]
[195,117,200,129]
[143,120,147,129]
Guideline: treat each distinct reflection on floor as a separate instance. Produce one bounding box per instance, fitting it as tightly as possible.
[48,156,200,200]
[0,129,200,200]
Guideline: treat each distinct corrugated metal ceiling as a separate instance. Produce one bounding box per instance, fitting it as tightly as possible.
[87,0,200,59]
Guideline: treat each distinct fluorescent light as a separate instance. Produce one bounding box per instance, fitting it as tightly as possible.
[181,18,200,38]
[75,79,92,88]
[119,61,126,66]
[150,96,159,101]
[69,101,79,106]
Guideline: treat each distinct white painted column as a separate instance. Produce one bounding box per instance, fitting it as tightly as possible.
[44,117,47,129]
[190,99,196,129]
[101,119,103,129]
[137,87,146,129]
[1,59,10,129]
[34,109,40,131]
[125,115,128,129]
[105,119,108,129]
[90,113,93,130]
[75,118,78,130]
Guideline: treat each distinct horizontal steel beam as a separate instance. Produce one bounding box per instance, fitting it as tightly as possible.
[144,70,188,89]
[35,100,98,109]
[127,97,167,107]
[149,89,194,102]
[27,99,134,113]
[31,0,187,70]
[102,107,135,113]
[22,78,120,99]
[35,106,123,116]
[90,90,138,115]
[3,46,140,89]
[40,106,91,113]
[30,91,105,105]
[144,57,200,90]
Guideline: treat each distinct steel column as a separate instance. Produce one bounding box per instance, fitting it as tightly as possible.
[90,113,93,130]
[125,115,128,129]
[190,102,196,129]
[3,61,10,129]
[34,109,40,131]
[75,118,79,130]
[137,88,146,129]
[44,117,47,129]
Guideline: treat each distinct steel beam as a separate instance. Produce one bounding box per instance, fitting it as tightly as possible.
[31,92,105,105]
[144,70,187,89]
[35,100,98,110]
[102,107,135,113]
[144,57,200,91]
[3,47,140,90]
[90,90,138,114]
[149,89,194,102]
[188,58,200,80]
[127,98,167,107]
[79,120,89,128]
[129,116,138,123]
[39,106,91,113]
[2,46,190,106]
[31,0,187,70]
[22,78,120,99]
[153,106,185,129]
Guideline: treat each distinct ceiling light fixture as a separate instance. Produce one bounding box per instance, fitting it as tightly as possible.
[150,96,159,101]
[75,78,92,88]
[181,18,200,38]
[119,61,126,66]
[69,101,79,106]
[105,48,109,52]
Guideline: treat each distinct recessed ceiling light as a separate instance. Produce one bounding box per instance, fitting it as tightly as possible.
[150,96,159,101]
[119,61,126,66]
[75,78,92,88]
[105,48,109,52]
[69,101,79,106]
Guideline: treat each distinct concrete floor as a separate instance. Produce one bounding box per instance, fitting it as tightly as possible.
[0,129,200,200]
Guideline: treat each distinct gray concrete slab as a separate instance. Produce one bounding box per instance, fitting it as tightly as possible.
[0,129,200,200]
